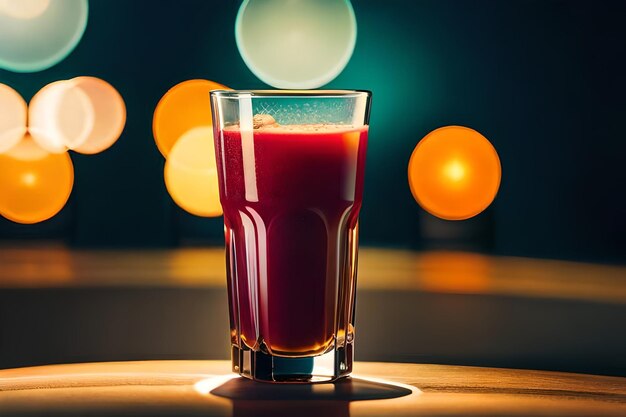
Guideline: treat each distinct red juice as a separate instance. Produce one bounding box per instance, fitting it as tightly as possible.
[215,123,368,356]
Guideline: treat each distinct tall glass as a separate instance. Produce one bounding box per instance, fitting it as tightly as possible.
[211,90,371,383]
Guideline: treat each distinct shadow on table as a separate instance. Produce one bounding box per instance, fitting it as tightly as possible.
[211,376,414,417]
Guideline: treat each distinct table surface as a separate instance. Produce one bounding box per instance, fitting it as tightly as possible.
[1,360,625,416]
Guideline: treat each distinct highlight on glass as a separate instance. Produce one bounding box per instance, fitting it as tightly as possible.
[211,89,371,382]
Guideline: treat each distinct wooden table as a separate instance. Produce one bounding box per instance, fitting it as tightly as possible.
[1,361,625,416]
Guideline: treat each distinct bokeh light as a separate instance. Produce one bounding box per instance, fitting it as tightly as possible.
[419,252,490,293]
[28,80,95,153]
[0,0,50,20]
[164,126,222,217]
[0,134,74,224]
[235,0,356,89]
[67,77,126,154]
[0,83,27,154]
[0,0,88,72]
[408,126,501,221]
[153,79,229,157]
[28,77,125,154]
[4,133,48,161]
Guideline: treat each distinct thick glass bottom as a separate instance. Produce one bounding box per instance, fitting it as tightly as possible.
[231,341,353,383]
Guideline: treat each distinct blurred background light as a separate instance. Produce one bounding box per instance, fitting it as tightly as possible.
[0,134,74,224]
[164,126,222,217]
[153,79,229,158]
[3,133,48,161]
[408,126,501,221]
[0,0,50,20]
[0,83,27,154]
[28,80,96,153]
[66,76,126,154]
[28,77,125,154]
[0,0,88,72]
[235,0,356,89]
[419,251,490,293]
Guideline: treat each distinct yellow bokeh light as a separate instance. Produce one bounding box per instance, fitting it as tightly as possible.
[0,134,74,224]
[0,83,27,154]
[0,0,50,19]
[21,172,37,187]
[408,126,501,221]
[153,79,230,158]
[443,159,466,183]
[164,126,222,217]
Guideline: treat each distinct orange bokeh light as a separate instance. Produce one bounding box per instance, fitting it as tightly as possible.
[0,134,74,224]
[408,126,501,220]
[153,79,230,158]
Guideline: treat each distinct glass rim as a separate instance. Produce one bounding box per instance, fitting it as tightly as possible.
[210,89,371,99]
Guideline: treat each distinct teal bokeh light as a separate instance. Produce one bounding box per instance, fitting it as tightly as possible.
[235,0,357,89]
[0,0,88,73]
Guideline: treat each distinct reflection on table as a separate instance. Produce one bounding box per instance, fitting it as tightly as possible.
[0,247,625,376]
[1,360,625,417]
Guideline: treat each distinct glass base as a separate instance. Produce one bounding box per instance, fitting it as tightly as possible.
[231,342,353,383]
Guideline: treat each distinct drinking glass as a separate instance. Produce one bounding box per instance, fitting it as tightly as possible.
[211,90,371,383]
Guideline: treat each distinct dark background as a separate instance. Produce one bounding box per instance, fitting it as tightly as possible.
[1,0,625,263]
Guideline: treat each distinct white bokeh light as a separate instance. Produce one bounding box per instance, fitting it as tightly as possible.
[28,77,125,155]
[0,83,27,154]
[0,0,88,72]
[28,80,96,154]
[68,77,126,154]
[235,0,357,89]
